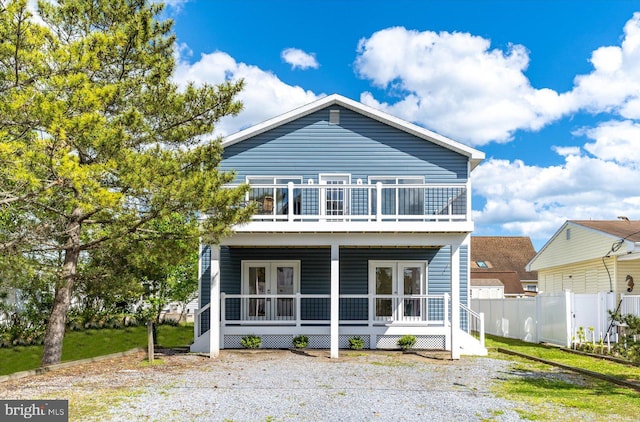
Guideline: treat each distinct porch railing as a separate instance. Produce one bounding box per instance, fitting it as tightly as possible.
[218,293,450,326]
[242,182,468,223]
[194,302,210,337]
[460,303,485,347]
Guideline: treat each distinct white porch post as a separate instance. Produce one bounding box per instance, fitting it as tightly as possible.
[450,242,461,360]
[330,243,340,358]
[209,245,221,358]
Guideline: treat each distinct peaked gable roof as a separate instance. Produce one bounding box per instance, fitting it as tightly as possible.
[527,219,640,271]
[571,220,640,243]
[471,236,538,280]
[222,94,485,170]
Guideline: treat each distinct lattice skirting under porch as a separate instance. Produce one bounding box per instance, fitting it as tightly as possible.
[224,334,332,349]
[223,334,444,350]
[376,335,445,350]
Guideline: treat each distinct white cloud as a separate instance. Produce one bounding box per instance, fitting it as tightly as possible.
[281,48,319,70]
[353,15,640,147]
[174,51,322,136]
[580,120,640,167]
[473,149,640,246]
[354,27,571,145]
[349,18,640,249]
[569,13,640,119]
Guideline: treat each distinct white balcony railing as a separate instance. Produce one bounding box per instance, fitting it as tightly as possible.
[241,182,468,223]
[217,293,449,326]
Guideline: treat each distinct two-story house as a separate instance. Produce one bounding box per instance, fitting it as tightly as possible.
[190,94,486,358]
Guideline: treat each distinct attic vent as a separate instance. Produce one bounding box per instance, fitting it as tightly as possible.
[329,110,340,125]
[566,228,571,240]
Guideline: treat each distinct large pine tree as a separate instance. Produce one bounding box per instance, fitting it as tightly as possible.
[0,0,252,365]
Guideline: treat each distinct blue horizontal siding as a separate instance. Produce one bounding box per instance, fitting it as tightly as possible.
[219,247,331,294]
[222,106,468,184]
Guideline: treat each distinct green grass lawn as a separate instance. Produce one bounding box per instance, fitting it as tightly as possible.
[0,323,193,376]
[485,334,640,421]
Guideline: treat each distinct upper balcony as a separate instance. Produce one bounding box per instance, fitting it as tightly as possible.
[231,181,474,234]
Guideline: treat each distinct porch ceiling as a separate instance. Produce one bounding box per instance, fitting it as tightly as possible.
[234,221,474,234]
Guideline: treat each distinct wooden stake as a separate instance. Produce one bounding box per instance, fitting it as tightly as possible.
[147,320,154,364]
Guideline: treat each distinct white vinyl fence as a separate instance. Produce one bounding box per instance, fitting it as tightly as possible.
[472,292,620,347]
[621,295,640,316]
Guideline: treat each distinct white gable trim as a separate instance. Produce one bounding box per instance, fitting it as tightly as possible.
[222,94,485,170]
[526,220,639,271]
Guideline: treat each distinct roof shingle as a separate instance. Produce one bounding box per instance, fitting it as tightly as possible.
[471,236,538,281]
[571,220,640,243]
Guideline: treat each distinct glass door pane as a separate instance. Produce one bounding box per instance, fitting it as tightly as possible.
[276,266,294,318]
[401,265,423,319]
[375,266,393,318]
[326,181,345,216]
[248,266,266,318]
[320,175,350,218]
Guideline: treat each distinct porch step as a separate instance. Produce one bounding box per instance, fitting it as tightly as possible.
[190,330,210,353]
[458,329,487,356]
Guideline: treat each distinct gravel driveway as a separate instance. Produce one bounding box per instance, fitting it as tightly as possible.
[0,349,532,421]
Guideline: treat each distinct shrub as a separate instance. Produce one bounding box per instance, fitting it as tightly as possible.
[398,335,417,351]
[292,335,309,349]
[348,336,365,350]
[241,335,262,349]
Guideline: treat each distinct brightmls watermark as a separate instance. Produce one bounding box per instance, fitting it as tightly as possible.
[1,400,68,421]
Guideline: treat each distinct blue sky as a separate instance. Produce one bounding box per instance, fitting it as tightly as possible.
[164,1,640,250]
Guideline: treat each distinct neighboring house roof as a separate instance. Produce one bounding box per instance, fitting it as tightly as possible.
[222,94,485,170]
[571,220,640,243]
[471,236,538,281]
[470,278,504,287]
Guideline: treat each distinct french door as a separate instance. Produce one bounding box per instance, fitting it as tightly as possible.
[242,261,299,320]
[370,261,426,321]
[319,174,350,218]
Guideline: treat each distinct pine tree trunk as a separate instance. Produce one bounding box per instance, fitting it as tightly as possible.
[41,208,82,366]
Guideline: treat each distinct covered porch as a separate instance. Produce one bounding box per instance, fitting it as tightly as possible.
[191,233,486,358]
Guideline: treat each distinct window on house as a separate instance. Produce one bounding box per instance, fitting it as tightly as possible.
[241,261,300,320]
[476,261,488,268]
[369,176,425,215]
[369,260,427,321]
[247,176,302,215]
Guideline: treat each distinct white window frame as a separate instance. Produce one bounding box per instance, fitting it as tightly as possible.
[368,176,425,217]
[319,173,351,217]
[241,260,301,295]
[368,176,425,184]
[368,260,428,321]
[241,260,301,320]
[246,176,303,216]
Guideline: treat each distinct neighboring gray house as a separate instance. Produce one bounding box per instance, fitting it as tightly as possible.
[190,94,486,358]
